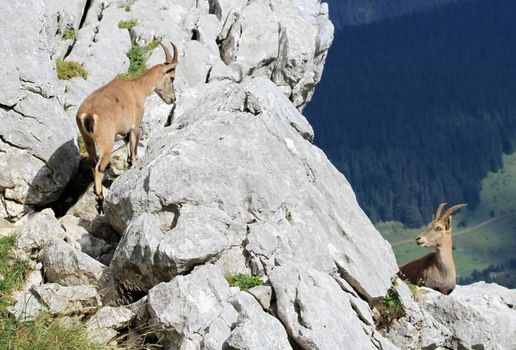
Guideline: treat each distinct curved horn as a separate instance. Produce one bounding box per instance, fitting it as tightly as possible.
[440,203,467,222]
[170,42,178,64]
[434,202,447,220]
[160,42,173,64]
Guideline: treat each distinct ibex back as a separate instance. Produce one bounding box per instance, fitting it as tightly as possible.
[76,42,178,212]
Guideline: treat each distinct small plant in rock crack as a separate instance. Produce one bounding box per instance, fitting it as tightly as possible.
[373,278,406,330]
[118,19,138,30]
[56,59,88,80]
[225,273,263,291]
[62,26,76,40]
[118,38,161,79]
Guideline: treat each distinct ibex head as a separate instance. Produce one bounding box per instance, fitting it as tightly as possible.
[155,42,178,104]
[416,203,467,248]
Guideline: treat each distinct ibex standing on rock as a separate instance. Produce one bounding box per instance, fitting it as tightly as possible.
[76,42,178,213]
[398,203,467,295]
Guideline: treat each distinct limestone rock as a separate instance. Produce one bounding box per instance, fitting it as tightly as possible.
[86,306,135,344]
[227,291,292,350]
[379,281,450,349]
[106,77,397,300]
[146,264,237,349]
[41,239,108,286]
[15,209,66,253]
[0,0,79,220]
[248,285,273,311]
[424,282,516,350]
[59,214,117,265]
[8,270,45,322]
[269,263,382,350]
[33,283,100,315]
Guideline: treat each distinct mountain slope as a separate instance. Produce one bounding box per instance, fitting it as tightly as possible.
[307,0,516,226]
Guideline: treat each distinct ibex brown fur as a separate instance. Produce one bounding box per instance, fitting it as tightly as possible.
[76,42,178,212]
[398,203,467,295]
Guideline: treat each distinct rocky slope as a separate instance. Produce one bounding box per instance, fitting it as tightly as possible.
[1,0,515,349]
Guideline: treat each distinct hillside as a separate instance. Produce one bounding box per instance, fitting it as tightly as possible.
[307,0,516,226]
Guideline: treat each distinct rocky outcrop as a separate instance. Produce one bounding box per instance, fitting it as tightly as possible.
[381,281,516,350]
[0,0,80,220]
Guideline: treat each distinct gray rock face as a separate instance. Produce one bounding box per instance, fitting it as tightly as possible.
[0,0,79,220]
[107,77,397,300]
[15,209,66,253]
[270,263,383,350]
[425,283,516,350]
[86,306,135,345]
[381,281,516,350]
[146,264,237,349]
[41,239,108,286]
[227,292,292,350]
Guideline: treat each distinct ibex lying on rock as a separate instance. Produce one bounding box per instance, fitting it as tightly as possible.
[398,203,467,295]
[76,42,178,212]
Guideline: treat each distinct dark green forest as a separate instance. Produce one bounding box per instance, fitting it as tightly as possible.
[326,0,463,27]
[458,259,516,288]
[307,0,516,226]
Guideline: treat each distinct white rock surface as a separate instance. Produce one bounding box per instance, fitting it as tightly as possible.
[15,209,66,253]
[146,264,238,349]
[227,291,292,350]
[381,281,516,350]
[269,263,385,350]
[0,0,79,219]
[86,305,135,344]
[106,77,397,300]
[425,282,516,350]
[41,239,108,286]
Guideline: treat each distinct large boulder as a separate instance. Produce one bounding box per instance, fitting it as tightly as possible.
[106,77,397,300]
[0,0,80,220]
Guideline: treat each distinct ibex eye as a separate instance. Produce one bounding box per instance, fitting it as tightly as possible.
[435,226,442,231]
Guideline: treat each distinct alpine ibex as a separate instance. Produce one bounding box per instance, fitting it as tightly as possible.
[76,42,178,212]
[398,203,467,295]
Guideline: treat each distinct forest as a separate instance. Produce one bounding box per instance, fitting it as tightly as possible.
[307,0,516,226]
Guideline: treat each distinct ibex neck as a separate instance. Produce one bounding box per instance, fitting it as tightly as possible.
[435,245,456,280]
[134,66,161,98]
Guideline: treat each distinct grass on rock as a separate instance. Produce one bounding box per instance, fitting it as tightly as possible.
[225,273,263,291]
[0,235,105,350]
[56,59,87,80]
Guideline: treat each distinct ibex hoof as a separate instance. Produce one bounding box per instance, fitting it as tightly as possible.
[95,194,104,214]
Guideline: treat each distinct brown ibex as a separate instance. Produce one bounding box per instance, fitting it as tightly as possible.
[76,42,178,212]
[398,203,467,295]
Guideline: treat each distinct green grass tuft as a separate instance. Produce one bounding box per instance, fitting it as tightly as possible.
[225,274,263,291]
[374,279,405,330]
[118,38,161,80]
[118,19,138,30]
[62,27,76,40]
[56,59,87,80]
[0,235,107,350]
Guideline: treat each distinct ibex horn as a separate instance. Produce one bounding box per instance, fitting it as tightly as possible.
[434,202,447,220]
[440,203,468,222]
[171,42,178,64]
[160,42,173,64]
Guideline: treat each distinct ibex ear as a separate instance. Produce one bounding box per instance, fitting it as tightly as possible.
[445,216,452,230]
